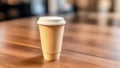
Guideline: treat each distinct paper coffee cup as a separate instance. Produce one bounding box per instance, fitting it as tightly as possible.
[37,16,66,61]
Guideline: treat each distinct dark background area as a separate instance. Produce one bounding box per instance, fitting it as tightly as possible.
[0,0,119,25]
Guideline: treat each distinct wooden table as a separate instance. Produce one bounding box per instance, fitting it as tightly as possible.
[0,17,120,68]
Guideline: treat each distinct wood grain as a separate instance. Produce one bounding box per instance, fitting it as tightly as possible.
[0,17,119,68]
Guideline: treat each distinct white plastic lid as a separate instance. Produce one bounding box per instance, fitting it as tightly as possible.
[37,16,66,25]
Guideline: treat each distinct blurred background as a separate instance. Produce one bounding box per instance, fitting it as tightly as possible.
[0,0,120,26]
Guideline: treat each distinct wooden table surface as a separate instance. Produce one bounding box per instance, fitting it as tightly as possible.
[0,17,120,68]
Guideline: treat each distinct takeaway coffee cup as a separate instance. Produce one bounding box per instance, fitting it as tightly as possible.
[37,16,66,61]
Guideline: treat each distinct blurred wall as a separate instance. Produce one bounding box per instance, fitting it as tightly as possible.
[0,0,119,21]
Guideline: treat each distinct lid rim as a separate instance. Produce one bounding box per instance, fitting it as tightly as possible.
[37,16,66,25]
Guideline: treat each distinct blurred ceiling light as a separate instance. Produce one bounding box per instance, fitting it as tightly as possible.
[31,0,45,15]
[48,0,58,15]
[98,0,111,12]
[114,0,120,12]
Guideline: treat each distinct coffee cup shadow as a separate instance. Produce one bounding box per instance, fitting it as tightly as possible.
[16,56,58,66]
[16,56,44,65]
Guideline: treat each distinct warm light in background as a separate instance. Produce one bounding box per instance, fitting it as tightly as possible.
[0,0,119,26]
